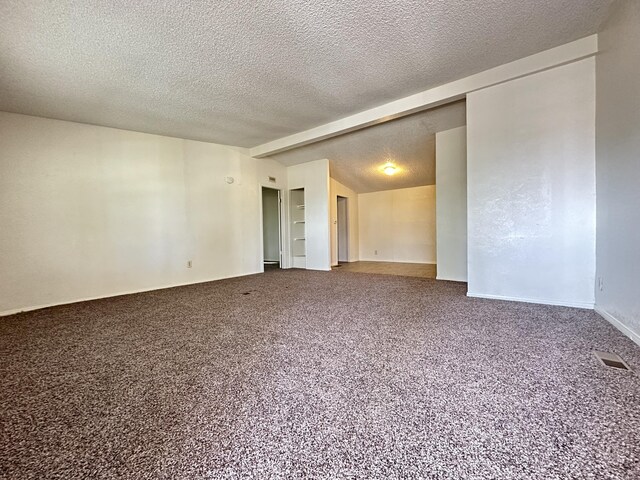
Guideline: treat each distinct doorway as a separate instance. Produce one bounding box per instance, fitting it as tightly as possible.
[337,196,348,263]
[261,187,281,270]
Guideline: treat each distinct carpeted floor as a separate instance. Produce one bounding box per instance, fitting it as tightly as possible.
[1,270,639,479]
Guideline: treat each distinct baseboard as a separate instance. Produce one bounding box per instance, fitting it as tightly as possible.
[466,292,594,310]
[436,275,467,283]
[595,307,640,347]
[0,271,262,317]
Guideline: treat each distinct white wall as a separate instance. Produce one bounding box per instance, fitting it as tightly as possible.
[330,178,359,265]
[595,0,640,344]
[436,126,467,282]
[287,159,331,271]
[467,58,596,308]
[358,186,436,264]
[0,112,285,315]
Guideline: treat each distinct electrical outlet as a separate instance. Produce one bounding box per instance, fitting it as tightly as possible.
[187,260,193,268]
[598,277,604,291]
[374,250,378,255]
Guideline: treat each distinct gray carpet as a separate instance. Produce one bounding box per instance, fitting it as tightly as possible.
[1,269,639,479]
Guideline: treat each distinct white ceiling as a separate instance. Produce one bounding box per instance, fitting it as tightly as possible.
[0,1,612,148]
[271,101,466,193]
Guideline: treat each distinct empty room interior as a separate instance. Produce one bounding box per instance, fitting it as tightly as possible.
[1,1,639,478]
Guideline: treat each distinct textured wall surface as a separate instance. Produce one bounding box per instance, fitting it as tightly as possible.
[359,186,436,264]
[595,0,640,342]
[436,126,467,282]
[0,112,285,314]
[0,1,612,147]
[467,59,596,308]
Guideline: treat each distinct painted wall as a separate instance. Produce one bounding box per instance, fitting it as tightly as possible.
[595,0,640,344]
[436,126,467,282]
[330,178,359,265]
[467,58,596,308]
[358,186,436,264]
[0,112,285,315]
[261,188,280,262]
[287,159,331,271]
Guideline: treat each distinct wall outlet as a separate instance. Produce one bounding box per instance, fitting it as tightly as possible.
[374,250,378,255]
[598,277,604,291]
[187,260,193,268]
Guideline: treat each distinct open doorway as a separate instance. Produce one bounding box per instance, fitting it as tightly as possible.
[337,196,349,264]
[261,187,281,270]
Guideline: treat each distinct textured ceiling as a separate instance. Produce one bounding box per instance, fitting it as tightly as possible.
[0,1,612,147]
[271,101,466,193]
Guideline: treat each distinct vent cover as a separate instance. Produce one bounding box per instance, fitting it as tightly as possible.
[593,351,631,371]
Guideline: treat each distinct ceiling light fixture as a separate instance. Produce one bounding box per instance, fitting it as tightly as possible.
[383,163,397,176]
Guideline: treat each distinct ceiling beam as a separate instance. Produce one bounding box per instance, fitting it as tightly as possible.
[250,35,598,158]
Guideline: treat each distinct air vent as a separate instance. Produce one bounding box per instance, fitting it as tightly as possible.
[593,351,631,371]
[268,176,276,183]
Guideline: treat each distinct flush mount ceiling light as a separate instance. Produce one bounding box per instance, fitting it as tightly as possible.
[382,162,398,176]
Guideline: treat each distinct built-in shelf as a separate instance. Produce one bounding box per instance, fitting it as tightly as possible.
[290,188,306,268]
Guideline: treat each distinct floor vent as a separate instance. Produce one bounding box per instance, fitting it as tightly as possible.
[593,351,631,371]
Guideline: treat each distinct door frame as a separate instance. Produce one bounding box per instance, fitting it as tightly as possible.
[336,195,349,263]
[259,185,284,272]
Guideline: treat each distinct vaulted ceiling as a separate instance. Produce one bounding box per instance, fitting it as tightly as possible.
[0,1,612,148]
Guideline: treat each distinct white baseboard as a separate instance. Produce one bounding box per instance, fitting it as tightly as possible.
[466,292,594,310]
[436,275,468,283]
[595,307,640,347]
[0,271,262,317]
